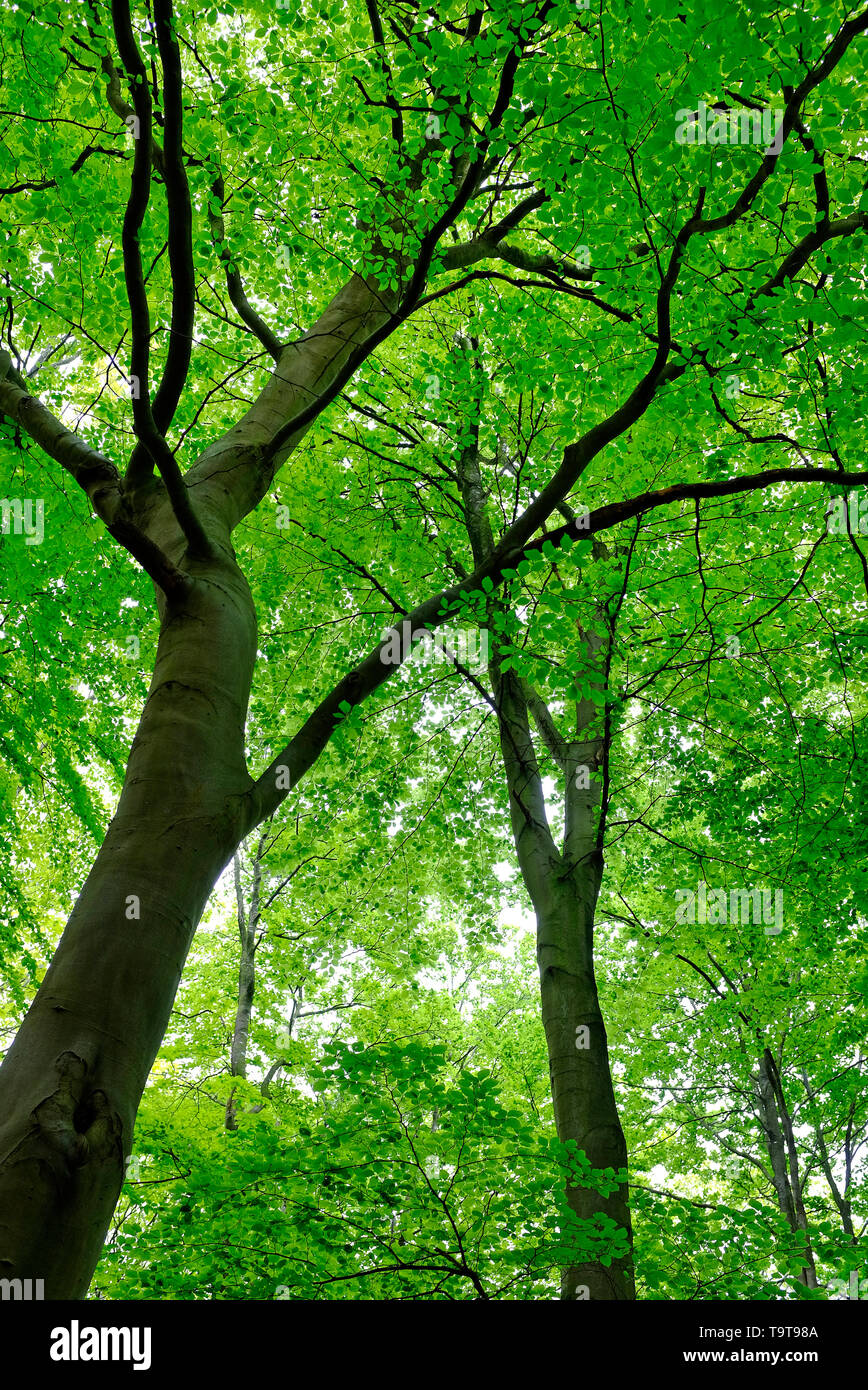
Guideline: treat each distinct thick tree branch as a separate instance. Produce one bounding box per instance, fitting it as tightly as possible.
[364,0,404,147]
[245,457,868,830]
[111,0,211,555]
[233,4,554,474]
[206,173,283,361]
[0,357,189,599]
[522,464,868,561]
[691,7,868,237]
[522,682,569,770]
[151,0,196,434]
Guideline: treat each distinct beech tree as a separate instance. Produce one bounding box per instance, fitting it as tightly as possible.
[1,0,867,1300]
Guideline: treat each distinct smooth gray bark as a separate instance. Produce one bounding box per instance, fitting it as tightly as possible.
[0,548,257,1296]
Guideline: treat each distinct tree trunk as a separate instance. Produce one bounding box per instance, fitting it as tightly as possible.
[537,873,635,1300]
[755,1049,817,1287]
[489,652,634,1300]
[0,551,257,1297]
[801,1068,857,1242]
[453,400,634,1300]
[225,844,265,1131]
[762,1049,818,1288]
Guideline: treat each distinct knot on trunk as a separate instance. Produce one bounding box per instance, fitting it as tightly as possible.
[32,1052,122,1174]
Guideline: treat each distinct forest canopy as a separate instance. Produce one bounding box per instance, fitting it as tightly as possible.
[0,0,866,1307]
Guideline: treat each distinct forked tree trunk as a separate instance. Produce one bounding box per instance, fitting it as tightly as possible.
[454,403,634,1300]
[489,638,634,1300]
[502,734,635,1301]
[0,251,401,1299]
[757,1048,818,1288]
[0,551,258,1297]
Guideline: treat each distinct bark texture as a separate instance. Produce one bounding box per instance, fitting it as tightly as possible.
[0,543,257,1296]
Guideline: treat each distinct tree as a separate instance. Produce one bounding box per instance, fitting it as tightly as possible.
[1,0,867,1299]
